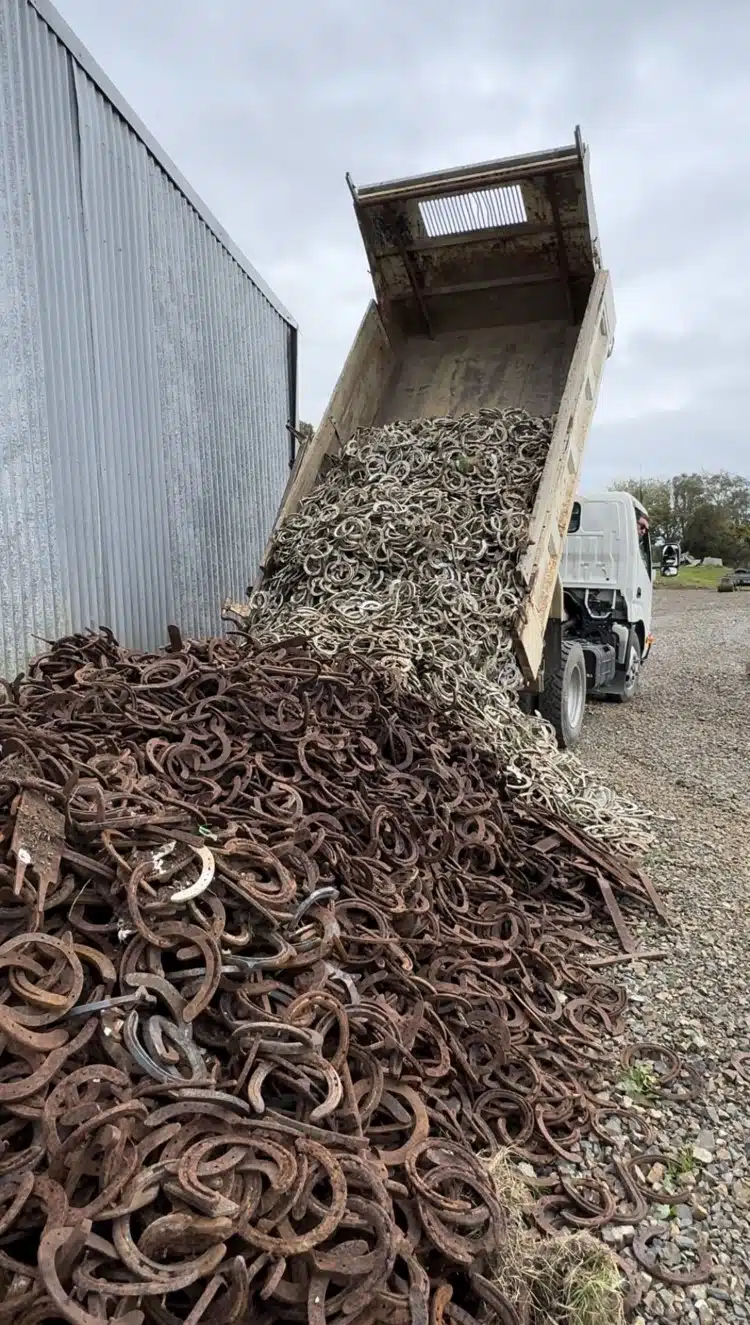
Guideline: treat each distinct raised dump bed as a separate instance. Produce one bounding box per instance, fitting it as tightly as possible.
[263,128,615,689]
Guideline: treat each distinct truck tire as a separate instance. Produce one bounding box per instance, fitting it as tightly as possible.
[539,640,587,750]
[612,633,642,704]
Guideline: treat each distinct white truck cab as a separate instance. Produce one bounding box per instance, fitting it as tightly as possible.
[537,491,653,746]
[562,491,653,662]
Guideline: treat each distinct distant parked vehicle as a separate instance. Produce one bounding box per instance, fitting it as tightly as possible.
[733,568,750,587]
[661,543,680,577]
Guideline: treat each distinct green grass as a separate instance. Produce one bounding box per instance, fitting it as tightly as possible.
[558,1239,625,1325]
[667,1146,696,1185]
[619,1061,659,1101]
[656,564,727,589]
[510,1233,624,1325]
[484,1153,625,1325]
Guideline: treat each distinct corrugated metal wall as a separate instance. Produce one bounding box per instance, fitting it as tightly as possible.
[0,0,296,675]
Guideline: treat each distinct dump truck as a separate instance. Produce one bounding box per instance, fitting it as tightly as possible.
[261,128,653,749]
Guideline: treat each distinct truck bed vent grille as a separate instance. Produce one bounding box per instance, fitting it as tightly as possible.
[418,184,527,237]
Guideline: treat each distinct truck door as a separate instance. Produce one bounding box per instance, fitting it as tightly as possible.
[561,498,624,588]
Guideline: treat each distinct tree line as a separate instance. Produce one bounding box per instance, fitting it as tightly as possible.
[612,471,750,565]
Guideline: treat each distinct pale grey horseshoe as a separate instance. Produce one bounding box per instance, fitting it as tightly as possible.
[170,845,215,903]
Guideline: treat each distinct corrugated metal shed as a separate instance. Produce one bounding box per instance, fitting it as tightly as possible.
[0,0,297,675]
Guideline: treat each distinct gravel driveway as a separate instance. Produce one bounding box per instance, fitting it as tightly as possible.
[580,588,750,1323]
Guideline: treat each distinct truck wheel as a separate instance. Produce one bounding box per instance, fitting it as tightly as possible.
[613,634,642,703]
[539,641,587,750]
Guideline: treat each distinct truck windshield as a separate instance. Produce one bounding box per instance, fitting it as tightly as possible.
[568,502,581,533]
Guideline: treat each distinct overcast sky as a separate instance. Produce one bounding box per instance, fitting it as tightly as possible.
[54,0,748,489]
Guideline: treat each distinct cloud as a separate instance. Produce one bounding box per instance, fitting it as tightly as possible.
[54,0,750,482]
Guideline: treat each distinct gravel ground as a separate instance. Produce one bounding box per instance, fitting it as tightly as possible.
[579,588,750,1323]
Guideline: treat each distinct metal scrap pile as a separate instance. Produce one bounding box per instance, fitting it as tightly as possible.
[0,631,659,1324]
[248,408,650,855]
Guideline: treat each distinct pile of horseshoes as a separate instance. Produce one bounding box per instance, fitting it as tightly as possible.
[0,631,681,1325]
[248,409,651,855]
[0,410,682,1324]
